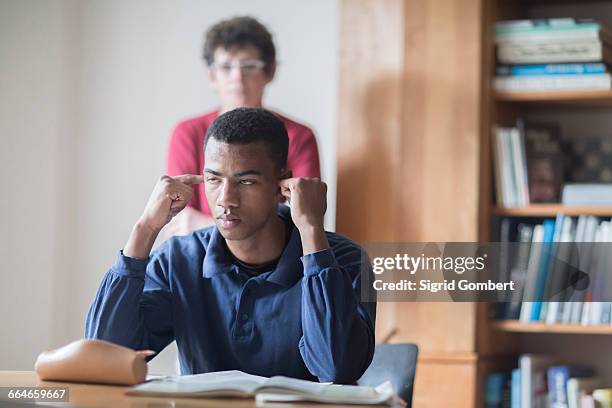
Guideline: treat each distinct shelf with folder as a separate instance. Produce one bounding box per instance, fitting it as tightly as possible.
[491,205,612,217]
[495,90,612,106]
[491,320,612,335]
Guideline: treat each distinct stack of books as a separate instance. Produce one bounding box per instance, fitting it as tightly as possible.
[494,18,612,92]
[495,214,612,326]
[485,358,611,408]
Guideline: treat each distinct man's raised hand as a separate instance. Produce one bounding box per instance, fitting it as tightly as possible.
[279,178,327,231]
[139,174,204,233]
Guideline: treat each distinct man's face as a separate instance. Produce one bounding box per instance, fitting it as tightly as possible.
[208,45,274,109]
[204,138,281,241]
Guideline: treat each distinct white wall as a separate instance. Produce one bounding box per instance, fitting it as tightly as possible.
[0,0,339,371]
[0,0,79,369]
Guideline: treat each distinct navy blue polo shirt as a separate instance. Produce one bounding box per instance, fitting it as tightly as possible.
[85,206,376,384]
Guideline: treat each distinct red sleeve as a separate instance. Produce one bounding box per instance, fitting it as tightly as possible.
[288,127,321,179]
[166,121,202,211]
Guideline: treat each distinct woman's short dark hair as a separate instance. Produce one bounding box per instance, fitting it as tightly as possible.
[205,108,288,171]
[203,16,276,76]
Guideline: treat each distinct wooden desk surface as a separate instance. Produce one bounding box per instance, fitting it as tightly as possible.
[0,371,380,407]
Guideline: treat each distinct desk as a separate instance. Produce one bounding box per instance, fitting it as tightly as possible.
[0,371,380,407]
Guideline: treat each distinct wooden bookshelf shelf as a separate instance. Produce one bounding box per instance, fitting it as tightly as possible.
[492,320,612,335]
[491,204,612,217]
[495,90,612,106]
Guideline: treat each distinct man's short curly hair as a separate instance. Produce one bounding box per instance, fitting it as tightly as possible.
[203,16,276,76]
[205,108,288,171]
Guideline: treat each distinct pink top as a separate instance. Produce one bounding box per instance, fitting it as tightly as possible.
[166,110,321,215]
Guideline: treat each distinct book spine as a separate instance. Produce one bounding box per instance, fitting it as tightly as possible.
[493,74,611,92]
[498,43,605,64]
[492,127,506,207]
[542,215,567,323]
[520,225,545,323]
[511,368,521,408]
[507,224,533,320]
[496,63,606,76]
[510,128,529,206]
[486,373,506,408]
[503,130,518,207]
[495,18,598,32]
[495,25,603,45]
[547,366,569,408]
[496,30,602,45]
[531,220,555,321]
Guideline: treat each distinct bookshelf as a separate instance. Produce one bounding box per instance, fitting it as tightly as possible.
[481,0,612,406]
[337,0,612,406]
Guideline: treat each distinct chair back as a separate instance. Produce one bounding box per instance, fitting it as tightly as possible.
[357,343,418,407]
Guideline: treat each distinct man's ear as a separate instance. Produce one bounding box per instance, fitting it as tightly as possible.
[277,168,292,203]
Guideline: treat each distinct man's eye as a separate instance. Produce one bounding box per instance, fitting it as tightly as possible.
[240,180,255,185]
[206,178,220,184]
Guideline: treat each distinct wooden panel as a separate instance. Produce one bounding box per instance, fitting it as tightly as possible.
[338,0,486,353]
[399,0,482,243]
[413,358,477,408]
[338,0,416,351]
[390,0,483,352]
[337,0,405,244]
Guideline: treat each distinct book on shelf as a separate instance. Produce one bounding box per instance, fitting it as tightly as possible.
[520,220,555,323]
[520,354,558,408]
[495,18,612,45]
[485,372,511,408]
[494,18,612,93]
[562,183,612,206]
[493,125,530,208]
[126,370,401,406]
[493,74,612,92]
[488,357,602,408]
[548,365,595,408]
[492,121,563,208]
[507,223,534,320]
[511,368,521,408]
[568,378,602,408]
[497,40,612,65]
[496,63,607,77]
[581,394,596,408]
[540,215,573,324]
[494,214,612,326]
[593,389,612,408]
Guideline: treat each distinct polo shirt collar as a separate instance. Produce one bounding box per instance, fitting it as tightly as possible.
[202,205,304,287]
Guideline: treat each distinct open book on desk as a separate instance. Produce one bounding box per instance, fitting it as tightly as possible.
[127,370,402,406]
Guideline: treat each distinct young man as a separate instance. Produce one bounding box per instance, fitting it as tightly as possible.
[86,108,375,384]
[165,16,320,235]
